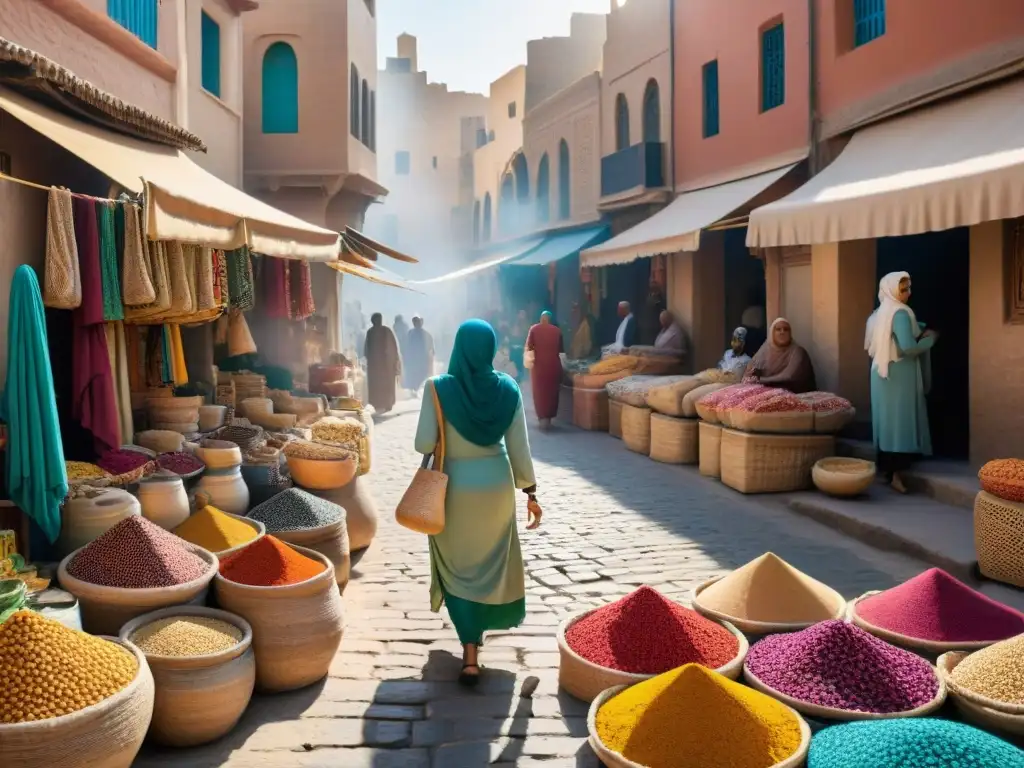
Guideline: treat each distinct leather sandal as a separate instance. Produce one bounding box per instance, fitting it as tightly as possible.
[459,663,481,687]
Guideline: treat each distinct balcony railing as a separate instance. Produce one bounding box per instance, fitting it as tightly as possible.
[600,141,665,197]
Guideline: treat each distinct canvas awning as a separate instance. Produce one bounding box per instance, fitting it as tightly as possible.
[502,224,609,267]
[747,77,1024,248]
[0,85,340,261]
[327,262,418,291]
[408,236,545,284]
[581,164,797,267]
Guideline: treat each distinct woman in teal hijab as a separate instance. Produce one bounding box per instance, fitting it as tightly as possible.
[416,319,543,686]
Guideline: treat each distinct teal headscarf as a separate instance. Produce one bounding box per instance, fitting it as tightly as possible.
[433,319,521,446]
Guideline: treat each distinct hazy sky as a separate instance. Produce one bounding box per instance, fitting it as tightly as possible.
[376,0,613,95]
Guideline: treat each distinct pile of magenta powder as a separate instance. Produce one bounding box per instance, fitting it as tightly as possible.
[564,585,739,675]
[745,620,939,714]
[66,516,209,588]
[856,567,1024,643]
[97,448,152,475]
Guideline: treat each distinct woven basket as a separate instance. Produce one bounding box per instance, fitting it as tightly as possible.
[315,475,379,553]
[649,414,698,465]
[586,684,811,768]
[135,430,185,455]
[690,575,847,635]
[974,491,1024,588]
[572,386,609,431]
[148,404,201,425]
[937,652,1024,735]
[213,544,344,692]
[815,407,856,434]
[275,519,351,594]
[198,405,227,432]
[0,639,154,768]
[239,397,274,418]
[848,592,1000,654]
[150,422,200,434]
[58,546,218,636]
[620,404,651,454]
[698,422,722,478]
[288,455,358,491]
[608,400,623,438]
[557,609,748,702]
[720,429,835,494]
[812,457,876,497]
[743,661,946,721]
[119,607,254,748]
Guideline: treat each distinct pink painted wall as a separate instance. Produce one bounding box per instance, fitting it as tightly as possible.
[672,0,809,190]
[817,0,1024,135]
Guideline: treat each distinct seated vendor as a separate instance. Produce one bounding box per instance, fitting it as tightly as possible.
[601,301,636,356]
[654,310,686,354]
[743,317,817,394]
[718,326,752,375]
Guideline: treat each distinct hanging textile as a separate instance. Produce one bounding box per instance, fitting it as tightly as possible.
[167,242,194,314]
[213,249,229,306]
[96,201,124,321]
[227,308,257,356]
[125,324,145,393]
[160,326,173,385]
[193,246,216,310]
[227,247,254,311]
[121,202,156,307]
[103,322,135,444]
[145,327,165,388]
[265,257,291,319]
[167,324,189,387]
[291,260,316,321]
[44,186,82,309]
[1,266,68,544]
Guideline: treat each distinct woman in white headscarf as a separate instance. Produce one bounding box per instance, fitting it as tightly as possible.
[866,271,938,493]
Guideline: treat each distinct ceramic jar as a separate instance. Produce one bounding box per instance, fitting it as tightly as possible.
[198,467,250,516]
[59,488,141,556]
[136,471,190,530]
[198,405,228,432]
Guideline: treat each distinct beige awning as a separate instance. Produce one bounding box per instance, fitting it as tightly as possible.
[327,262,418,291]
[747,77,1024,248]
[581,164,797,267]
[0,85,340,261]
[408,236,545,284]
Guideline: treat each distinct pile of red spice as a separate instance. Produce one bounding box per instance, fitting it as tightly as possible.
[219,535,325,587]
[565,586,739,674]
[857,568,1024,643]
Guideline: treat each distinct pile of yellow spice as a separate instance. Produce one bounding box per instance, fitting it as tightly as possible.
[0,610,138,724]
[174,505,259,553]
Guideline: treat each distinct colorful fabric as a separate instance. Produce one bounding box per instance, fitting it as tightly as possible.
[433,319,521,447]
[292,260,315,320]
[103,322,134,444]
[227,247,254,311]
[871,309,935,456]
[168,324,188,387]
[264,257,291,319]
[526,320,563,419]
[73,197,105,326]
[96,202,124,321]
[1,266,68,543]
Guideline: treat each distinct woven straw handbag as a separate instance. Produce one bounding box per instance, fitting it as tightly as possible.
[395,382,447,535]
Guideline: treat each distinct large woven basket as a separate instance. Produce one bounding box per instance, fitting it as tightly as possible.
[119,607,255,748]
[586,684,811,768]
[275,518,351,593]
[620,404,652,454]
[609,400,623,438]
[649,414,698,465]
[720,429,835,494]
[974,491,1024,588]
[572,386,609,431]
[848,591,1002,654]
[937,652,1024,736]
[698,422,722,478]
[690,575,847,635]
[743,661,946,721]
[812,457,876,497]
[0,638,154,768]
[557,608,748,702]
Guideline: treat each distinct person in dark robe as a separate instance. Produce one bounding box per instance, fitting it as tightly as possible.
[363,313,401,412]
[404,316,435,391]
[525,311,563,429]
[743,317,817,394]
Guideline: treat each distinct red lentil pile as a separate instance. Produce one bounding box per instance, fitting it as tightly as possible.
[97,448,152,475]
[857,567,1024,643]
[219,535,325,587]
[66,516,209,588]
[565,586,739,674]
[157,451,205,475]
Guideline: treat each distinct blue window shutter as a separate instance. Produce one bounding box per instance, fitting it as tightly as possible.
[761,23,785,111]
[854,0,886,47]
[108,0,158,48]
[201,12,221,97]
[703,61,720,138]
[262,42,299,134]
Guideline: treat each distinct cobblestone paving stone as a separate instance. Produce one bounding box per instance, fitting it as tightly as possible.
[136,397,929,768]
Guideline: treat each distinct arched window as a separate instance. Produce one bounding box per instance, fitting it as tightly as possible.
[262,42,299,134]
[558,139,570,220]
[361,79,370,144]
[615,93,630,151]
[472,200,481,245]
[369,91,376,151]
[499,173,516,235]
[482,193,492,242]
[513,153,529,203]
[350,65,360,138]
[536,153,550,224]
[643,79,661,143]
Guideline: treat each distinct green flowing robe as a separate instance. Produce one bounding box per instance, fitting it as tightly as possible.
[415,393,536,645]
[870,309,936,455]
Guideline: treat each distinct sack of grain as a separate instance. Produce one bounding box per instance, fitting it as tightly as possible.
[694,383,769,424]
[573,370,633,389]
[588,355,639,376]
[730,391,815,434]
[696,368,742,385]
[645,376,704,416]
[796,392,857,434]
[681,383,731,418]
[632,355,686,375]
[607,375,690,408]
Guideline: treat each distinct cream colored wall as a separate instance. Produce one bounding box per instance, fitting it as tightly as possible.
[346,0,378,185]
[472,66,526,235]
[781,263,813,341]
[522,72,602,231]
[525,13,606,113]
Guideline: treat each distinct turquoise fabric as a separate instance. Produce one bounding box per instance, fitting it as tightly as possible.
[433,319,521,447]
[443,590,526,646]
[871,309,935,455]
[0,266,68,543]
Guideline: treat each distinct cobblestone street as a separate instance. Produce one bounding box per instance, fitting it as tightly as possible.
[137,397,929,768]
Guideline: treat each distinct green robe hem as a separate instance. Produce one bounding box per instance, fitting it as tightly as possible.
[441,589,526,646]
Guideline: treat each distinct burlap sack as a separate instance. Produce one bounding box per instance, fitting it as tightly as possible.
[44,186,82,309]
[121,202,156,307]
[645,376,704,416]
